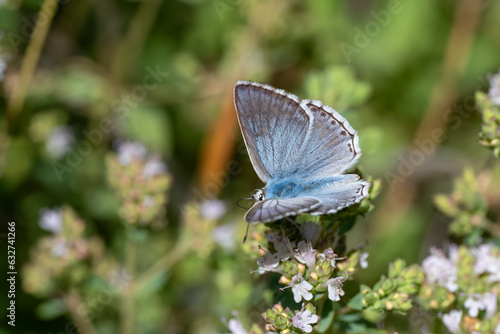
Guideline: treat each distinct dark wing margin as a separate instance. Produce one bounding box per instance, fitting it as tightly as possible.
[234,81,313,183]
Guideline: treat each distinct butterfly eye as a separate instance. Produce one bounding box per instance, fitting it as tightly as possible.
[251,189,265,201]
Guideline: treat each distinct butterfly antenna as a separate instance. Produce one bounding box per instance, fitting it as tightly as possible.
[242,222,250,243]
[286,217,301,230]
[237,197,253,210]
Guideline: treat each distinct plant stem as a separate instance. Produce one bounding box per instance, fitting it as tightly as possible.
[130,239,191,295]
[6,0,59,129]
[120,234,138,334]
[63,289,98,334]
[111,0,163,82]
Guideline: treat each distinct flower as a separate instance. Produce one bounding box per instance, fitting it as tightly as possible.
[51,239,69,257]
[473,244,500,282]
[319,248,341,268]
[489,72,500,106]
[142,155,167,178]
[39,208,63,234]
[292,309,318,333]
[212,224,238,252]
[360,252,369,269]
[483,292,498,319]
[422,247,458,292]
[200,199,227,220]
[464,293,487,318]
[227,319,247,334]
[142,196,155,207]
[325,275,346,302]
[256,252,281,274]
[295,241,317,271]
[267,232,295,263]
[441,310,462,334]
[290,274,313,303]
[45,126,75,159]
[0,32,6,82]
[116,141,147,165]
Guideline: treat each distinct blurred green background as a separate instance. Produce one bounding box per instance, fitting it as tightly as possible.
[1,0,500,333]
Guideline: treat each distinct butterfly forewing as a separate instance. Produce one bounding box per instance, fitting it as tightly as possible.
[234,81,312,182]
[246,197,320,223]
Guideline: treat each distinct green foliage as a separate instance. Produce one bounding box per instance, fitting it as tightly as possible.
[2,0,500,333]
[434,168,488,239]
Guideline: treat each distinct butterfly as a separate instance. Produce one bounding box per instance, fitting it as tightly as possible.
[234,81,370,223]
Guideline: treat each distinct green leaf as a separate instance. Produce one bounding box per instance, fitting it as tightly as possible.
[347,292,364,311]
[36,300,66,320]
[316,309,334,333]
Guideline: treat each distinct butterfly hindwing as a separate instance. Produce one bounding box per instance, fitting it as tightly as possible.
[292,100,361,178]
[307,178,370,215]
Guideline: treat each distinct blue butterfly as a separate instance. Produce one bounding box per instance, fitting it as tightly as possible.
[234,81,369,223]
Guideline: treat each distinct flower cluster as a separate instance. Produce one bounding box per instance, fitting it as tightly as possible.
[359,259,423,319]
[434,168,488,237]
[476,71,500,157]
[22,206,108,296]
[182,198,231,257]
[254,226,361,306]
[107,141,171,226]
[246,219,369,333]
[418,244,500,333]
[263,303,319,334]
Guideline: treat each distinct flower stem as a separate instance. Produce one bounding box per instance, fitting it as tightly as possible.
[6,0,59,129]
[111,0,163,82]
[130,239,191,295]
[120,234,138,334]
[63,289,97,334]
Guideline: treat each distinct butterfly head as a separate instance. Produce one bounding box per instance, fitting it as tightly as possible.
[251,188,265,202]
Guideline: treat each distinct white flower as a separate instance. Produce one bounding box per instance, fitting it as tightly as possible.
[51,238,70,258]
[256,252,281,274]
[39,208,63,234]
[212,224,238,252]
[291,274,313,303]
[200,199,227,220]
[227,319,247,334]
[360,252,369,269]
[489,72,500,106]
[45,126,75,159]
[495,322,500,334]
[301,221,322,243]
[142,155,167,178]
[483,292,497,319]
[0,32,6,82]
[295,240,317,271]
[465,293,487,317]
[319,248,343,269]
[473,244,500,282]
[116,141,147,165]
[292,309,319,333]
[422,247,458,292]
[441,310,462,334]
[267,232,295,263]
[142,196,155,207]
[325,276,346,302]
